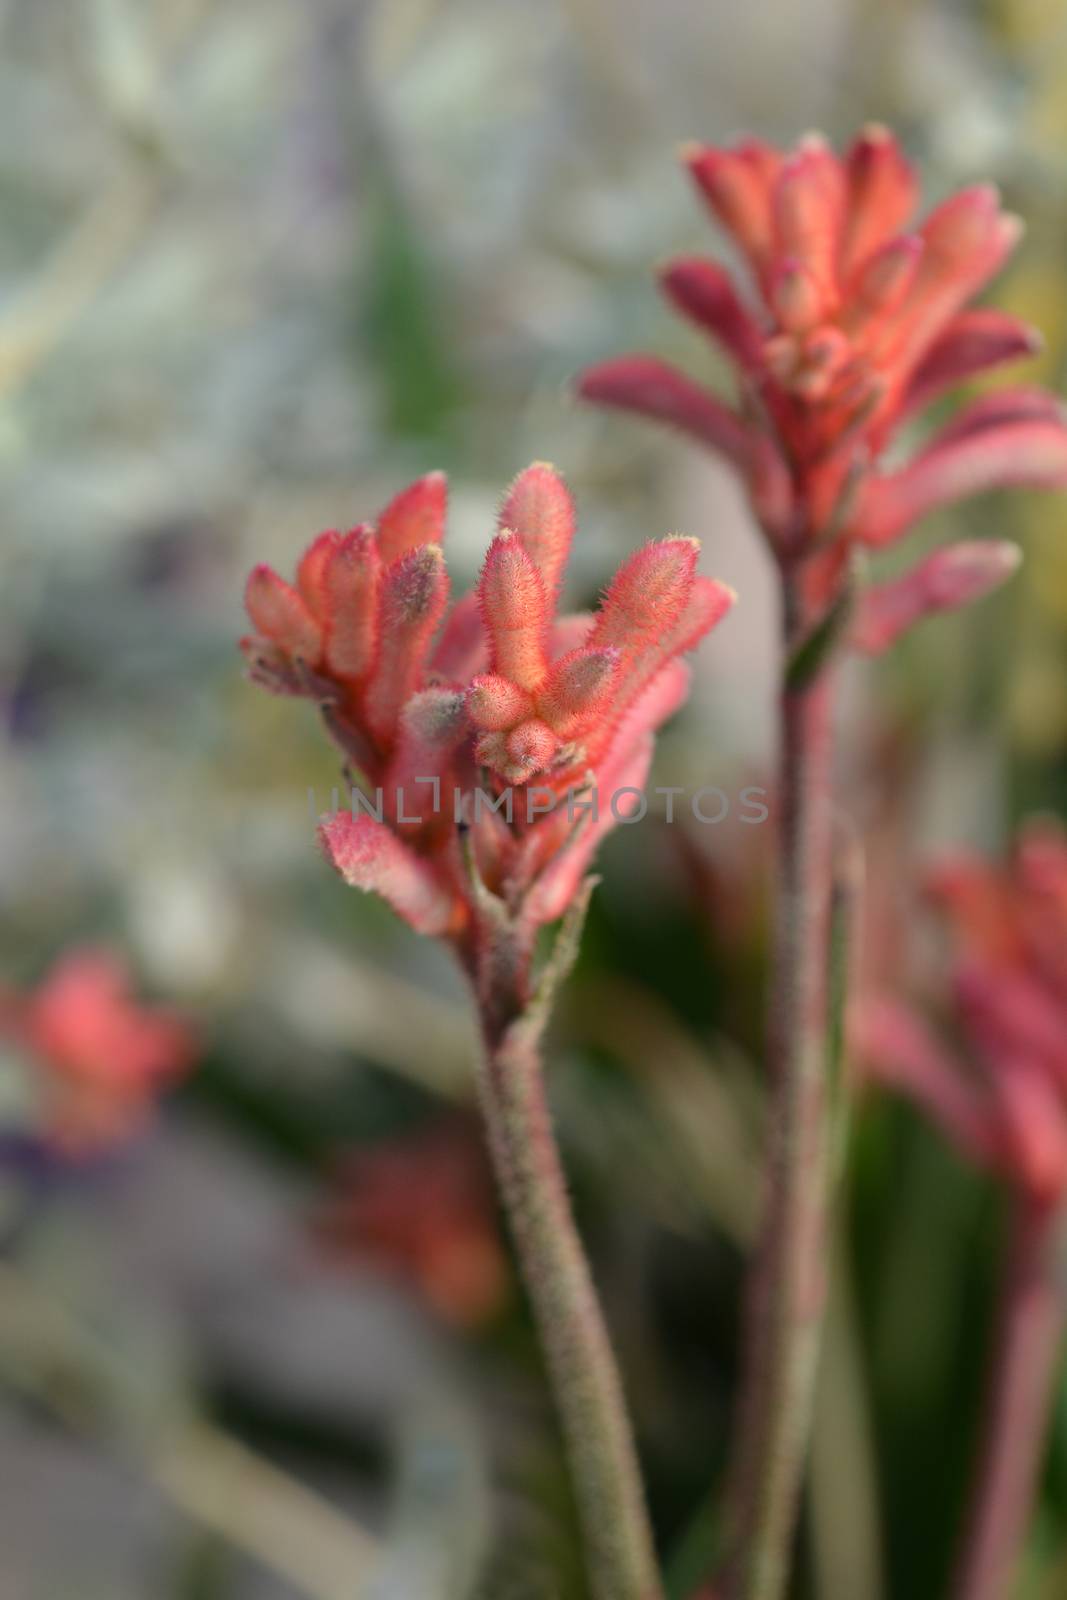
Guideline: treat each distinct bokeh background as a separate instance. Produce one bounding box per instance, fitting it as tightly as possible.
[3,1,1067,1596]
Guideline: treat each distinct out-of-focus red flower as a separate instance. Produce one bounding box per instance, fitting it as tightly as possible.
[579,127,1067,629]
[855,819,1067,1208]
[2,948,194,1154]
[242,463,734,937]
[313,1125,509,1328]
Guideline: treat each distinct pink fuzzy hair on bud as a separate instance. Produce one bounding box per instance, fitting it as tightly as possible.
[364,545,449,745]
[536,647,621,739]
[589,538,701,661]
[319,812,459,936]
[852,541,1022,655]
[467,674,534,731]
[243,462,735,932]
[322,525,382,681]
[296,529,344,616]
[376,471,448,565]
[579,125,1067,620]
[497,462,575,603]
[477,533,550,692]
[245,565,323,666]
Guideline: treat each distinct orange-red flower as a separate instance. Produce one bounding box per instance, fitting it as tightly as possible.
[856,819,1067,1209]
[242,463,734,937]
[313,1124,509,1328]
[1,948,194,1154]
[579,127,1067,628]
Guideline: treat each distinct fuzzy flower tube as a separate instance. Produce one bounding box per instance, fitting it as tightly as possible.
[578,125,1067,1600]
[858,820,1067,1600]
[242,462,735,1600]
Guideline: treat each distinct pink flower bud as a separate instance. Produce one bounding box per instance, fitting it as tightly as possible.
[537,647,620,738]
[851,541,1022,654]
[505,718,560,777]
[590,537,700,662]
[497,462,575,603]
[319,812,459,935]
[902,310,1041,419]
[770,260,824,334]
[577,356,748,464]
[855,404,1067,548]
[773,142,843,295]
[376,471,447,565]
[245,565,323,665]
[322,525,382,681]
[658,257,766,375]
[841,123,917,273]
[682,139,779,271]
[385,688,468,832]
[851,235,922,318]
[364,545,449,745]
[296,529,344,616]
[477,533,549,692]
[467,674,534,731]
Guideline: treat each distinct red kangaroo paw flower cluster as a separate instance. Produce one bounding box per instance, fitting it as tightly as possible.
[242,463,734,937]
[313,1123,509,1329]
[579,126,1067,628]
[0,949,194,1154]
[856,819,1067,1209]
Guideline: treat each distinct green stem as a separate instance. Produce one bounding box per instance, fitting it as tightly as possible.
[953,1198,1065,1600]
[467,898,663,1600]
[723,572,838,1600]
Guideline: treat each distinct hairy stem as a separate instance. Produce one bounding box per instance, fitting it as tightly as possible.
[724,573,837,1600]
[469,911,663,1600]
[953,1198,1065,1600]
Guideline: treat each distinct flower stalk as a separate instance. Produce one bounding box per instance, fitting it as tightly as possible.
[463,876,664,1600]
[723,573,837,1600]
[953,1199,1065,1600]
[240,464,729,1600]
[577,124,1067,1600]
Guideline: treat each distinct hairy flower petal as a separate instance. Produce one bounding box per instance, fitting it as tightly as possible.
[589,538,700,662]
[319,811,459,935]
[537,647,621,738]
[322,525,381,681]
[902,309,1041,418]
[245,565,323,665]
[841,124,918,274]
[683,138,781,273]
[296,529,344,616]
[855,413,1067,547]
[477,533,550,691]
[854,995,999,1167]
[851,541,1022,654]
[376,471,448,565]
[364,546,449,744]
[659,257,766,374]
[577,356,749,464]
[467,673,535,731]
[497,462,575,603]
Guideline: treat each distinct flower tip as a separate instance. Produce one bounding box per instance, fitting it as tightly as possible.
[797,129,830,153]
[376,472,448,563]
[391,542,447,620]
[987,540,1024,577]
[859,120,892,143]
